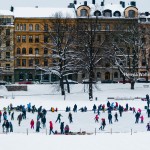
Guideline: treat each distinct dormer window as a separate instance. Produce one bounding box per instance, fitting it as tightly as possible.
[147,18,150,22]
[103,10,112,17]
[114,11,121,17]
[80,9,88,17]
[139,18,146,22]
[128,10,135,18]
[94,10,101,17]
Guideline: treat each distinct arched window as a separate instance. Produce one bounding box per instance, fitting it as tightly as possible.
[29,48,33,54]
[28,73,33,80]
[17,48,21,54]
[35,24,39,31]
[44,48,48,54]
[35,48,39,54]
[114,11,121,17]
[97,72,101,78]
[80,9,88,17]
[114,72,118,78]
[103,10,112,17]
[29,24,33,31]
[128,10,135,18]
[22,48,26,54]
[94,10,101,17]
[105,72,110,80]
[19,72,24,80]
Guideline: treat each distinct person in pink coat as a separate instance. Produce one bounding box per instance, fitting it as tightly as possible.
[49,121,55,135]
[30,119,34,129]
[95,114,99,123]
[140,115,144,123]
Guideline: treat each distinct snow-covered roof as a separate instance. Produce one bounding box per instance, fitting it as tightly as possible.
[0,10,13,16]
[13,7,76,18]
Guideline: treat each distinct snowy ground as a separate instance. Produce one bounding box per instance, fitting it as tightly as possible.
[0,83,150,150]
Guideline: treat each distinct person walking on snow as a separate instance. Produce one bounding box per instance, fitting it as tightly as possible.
[68,112,73,123]
[140,115,144,123]
[30,119,34,129]
[55,113,63,123]
[114,112,118,122]
[95,114,99,123]
[49,121,55,135]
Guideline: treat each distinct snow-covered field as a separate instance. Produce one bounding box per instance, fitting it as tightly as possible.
[0,83,150,150]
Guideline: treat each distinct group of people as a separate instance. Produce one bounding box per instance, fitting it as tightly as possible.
[1,94,150,134]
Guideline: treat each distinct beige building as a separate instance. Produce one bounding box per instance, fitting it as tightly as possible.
[0,10,14,82]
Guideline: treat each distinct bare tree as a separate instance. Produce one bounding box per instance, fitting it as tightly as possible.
[75,18,107,100]
[37,13,78,95]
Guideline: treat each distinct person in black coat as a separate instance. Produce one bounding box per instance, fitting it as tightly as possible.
[108,113,112,124]
[147,108,150,118]
[93,104,97,113]
[41,116,46,128]
[73,104,77,112]
[60,122,64,134]
[107,101,110,108]
[68,113,73,123]
[135,112,140,123]
[114,112,118,122]
[5,120,10,133]
[146,94,150,108]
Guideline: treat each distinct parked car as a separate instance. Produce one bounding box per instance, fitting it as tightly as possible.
[101,80,118,83]
[136,78,150,83]
[41,80,78,84]
[0,81,7,85]
[18,81,33,84]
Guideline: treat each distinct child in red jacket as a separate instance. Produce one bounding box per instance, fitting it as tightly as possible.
[30,119,34,129]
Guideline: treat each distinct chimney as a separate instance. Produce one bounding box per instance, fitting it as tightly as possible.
[92,0,95,4]
[130,1,136,7]
[10,6,14,12]
[74,0,77,5]
[84,1,87,6]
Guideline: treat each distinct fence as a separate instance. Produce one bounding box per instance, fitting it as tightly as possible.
[0,128,140,135]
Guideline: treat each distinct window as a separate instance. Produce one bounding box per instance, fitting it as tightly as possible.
[128,10,135,18]
[114,72,118,78]
[114,11,121,17]
[35,59,39,65]
[44,35,48,43]
[28,73,33,80]
[44,24,48,31]
[6,40,10,46]
[22,59,26,66]
[44,59,48,66]
[16,24,19,30]
[80,9,88,17]
[35,35,39,43]
[17,59,21,66]
[29,48,33,54]
[35,48,39,54]
[22,36,26,43]
[105,24,110,31]
[6,29,10,35]
[29,24,33,31]
[35,24,39,31]
[140,18,146,22]
[97,24,101,30]
[104,10,112,17]
[22,48,26,54]
[6,52,10,58]
[23,24,26,31]
[148,18,150,22]
[6,64,10,70]
[17,48,21,54]
[29,59,33,66]
[17,36,21,42]
[29,35,33,43]
[44,48,48,54]
[97,72,101,78]
[20,24,23,30]
[97,35,101,42]
[94,11,101,17]
[142,59,146,66]
[19,73,24,80]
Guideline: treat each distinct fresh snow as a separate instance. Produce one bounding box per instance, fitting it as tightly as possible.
[0,83,150,150]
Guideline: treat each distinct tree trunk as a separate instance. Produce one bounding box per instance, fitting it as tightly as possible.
[65,76,70,93]
[89,68,93,100]
[131,80,135,90]
[60,76,65,95]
